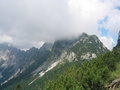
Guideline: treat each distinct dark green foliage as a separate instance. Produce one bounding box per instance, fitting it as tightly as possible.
[15,84,22,90]
[44,48,120,90]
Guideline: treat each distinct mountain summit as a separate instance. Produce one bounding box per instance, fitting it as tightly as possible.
[0,33,109,89]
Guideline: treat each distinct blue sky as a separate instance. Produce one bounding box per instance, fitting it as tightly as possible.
[98,6,120,49]
[99,27,118,45]
[113,6,120,45]
[116,6,120,10]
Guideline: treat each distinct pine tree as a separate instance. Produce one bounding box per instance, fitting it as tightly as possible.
[15,84,22,90]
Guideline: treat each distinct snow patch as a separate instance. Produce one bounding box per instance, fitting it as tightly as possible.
[39,61,60,77]
[1,69,20,86]
[28,61,60,85]
[28,51,77,85]
[28,77,39,86]
[73,41,80,46]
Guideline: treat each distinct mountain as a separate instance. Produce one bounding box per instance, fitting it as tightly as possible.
[0,43,24,85]
[0,43,51,89]
[32,33,108,78]
[43,31,120,90]
[0,33,109,90]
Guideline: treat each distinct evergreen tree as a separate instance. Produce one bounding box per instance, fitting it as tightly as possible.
[15,84,22,90]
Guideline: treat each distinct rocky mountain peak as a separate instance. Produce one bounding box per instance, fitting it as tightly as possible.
[81,32,88,37]
[0,33,109,89]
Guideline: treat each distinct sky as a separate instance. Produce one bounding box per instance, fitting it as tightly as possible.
[0,0,120,50]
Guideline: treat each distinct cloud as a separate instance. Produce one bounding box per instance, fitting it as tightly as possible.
[100,36,115,50]
[68,0,113,35]
[0,35,13,43]
[0,0,119,49]
[32,41,45,49]
[101,9,120,35]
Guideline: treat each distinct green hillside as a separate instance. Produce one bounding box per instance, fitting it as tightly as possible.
[4,33,119,90]
[5,47,120,90]
[44,47,120,90]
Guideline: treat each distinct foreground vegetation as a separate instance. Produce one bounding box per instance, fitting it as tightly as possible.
[45,48,120,90]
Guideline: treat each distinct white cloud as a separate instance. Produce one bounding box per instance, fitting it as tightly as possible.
[68,0,113,35]
[0,0,119,49]
[0,35,13,43]
[101,9,120,35]
[32,41,45,49]
[100,36,115,50]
